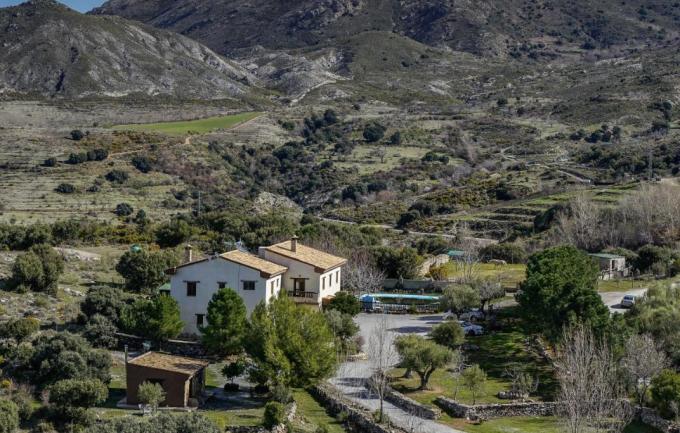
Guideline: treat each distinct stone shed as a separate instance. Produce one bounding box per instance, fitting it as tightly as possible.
[125,351,209,408]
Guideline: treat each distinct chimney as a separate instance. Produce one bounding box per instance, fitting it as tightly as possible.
[184,244,193,263]
[291,236,298,253]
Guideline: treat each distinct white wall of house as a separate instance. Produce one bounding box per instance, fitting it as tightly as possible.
[259,249,342,304]
[169,257,282,335]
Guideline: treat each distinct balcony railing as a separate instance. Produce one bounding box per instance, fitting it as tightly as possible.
[287,290,318,300]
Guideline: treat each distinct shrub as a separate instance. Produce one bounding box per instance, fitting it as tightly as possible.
[326,292,360,316]
[222,357,247,385]
[114,203,134,217]
[86,149,108,162]
[55,183,76,194]
[0,399,19,433]
[43,157,57,167]
[155,219,192,248]
[70,130,85,141]
[10,244,64,294]
[363,122,386,143]
[67,153,88,164]
[115,249,177,293]
[11,386,34,421]
[137,381,166,411]
[0,317,40,342]
[651,369,680,418]
[48,378,108,409]
[105,170,129,184]
[83,314,118,349]
[429,321,465,349]
[131,156,151,173]
[262,401,286,428]
[121,296,183,342]
[81,286,126,323]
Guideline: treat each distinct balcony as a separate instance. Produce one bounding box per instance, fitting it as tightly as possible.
[287,290,320,304]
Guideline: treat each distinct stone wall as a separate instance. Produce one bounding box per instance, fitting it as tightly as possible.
[365,377,441,420]
[637,407,680,433]
[310,383,408,433]
[116,332,208,358]
[435,396,557,419]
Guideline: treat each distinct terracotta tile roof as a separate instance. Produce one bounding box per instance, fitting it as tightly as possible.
[265,240,347,272]
[220,250,287,277]
[127,352,209,377]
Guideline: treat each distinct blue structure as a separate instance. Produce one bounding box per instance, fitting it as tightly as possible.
[360,293,441,313]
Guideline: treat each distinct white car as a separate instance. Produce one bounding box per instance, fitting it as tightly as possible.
[459,320,484,336]
[460,309,485,322]
[620,295,638,308]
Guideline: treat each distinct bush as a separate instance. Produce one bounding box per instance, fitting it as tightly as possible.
[137,381,166,410]
[651,369,680,419]
[43,157,57,167]
[105,170,129,184]
[48,378,108,409]
[55,183,76,194]
[83,314,118,349]
[363,122,386,143]
[262,401,286,428]
[67,152,88,164]
[222,357,247,385]
[0,399,19,433]
[114,203,134,217]
[429,321,465,349]
[81,286,126,324]
[70,130,85,141]
[0,317,40,342]
[115,249,177,293]
[131,156,152,173]
[11,386,33,422]
[326,292,360,316]
[87,149,108,162]
[121,296,183,342]
[155,219,192,248]
[635,245,673,274]
[10,244,64,294]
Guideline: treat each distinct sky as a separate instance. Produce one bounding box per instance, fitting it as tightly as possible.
[0,0,105,12]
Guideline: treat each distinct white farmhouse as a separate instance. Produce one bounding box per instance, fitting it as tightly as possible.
[165,237,346,336]
[259,236,347,305]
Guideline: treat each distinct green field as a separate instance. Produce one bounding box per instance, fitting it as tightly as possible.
[112,112,262,135]
[445,417,661,433]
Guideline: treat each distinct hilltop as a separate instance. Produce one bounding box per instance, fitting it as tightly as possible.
[93,0,680,57]
[0,0,255,99]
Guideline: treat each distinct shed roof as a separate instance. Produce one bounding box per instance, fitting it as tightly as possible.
[127,352,209,377]
[265,240,347,272]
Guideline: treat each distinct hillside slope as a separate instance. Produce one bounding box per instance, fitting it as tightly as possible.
[92,0,680,57]
[0,0,255,99]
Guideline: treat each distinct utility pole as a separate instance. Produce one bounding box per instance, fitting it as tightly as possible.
[197,190,202,217]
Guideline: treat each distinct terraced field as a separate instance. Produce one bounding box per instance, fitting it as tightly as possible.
[112,112,262,135]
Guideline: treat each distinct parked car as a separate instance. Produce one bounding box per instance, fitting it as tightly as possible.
[460,309,485,322]
[442,310,457,321]
[459,320,484,336]
[620,295,639,308]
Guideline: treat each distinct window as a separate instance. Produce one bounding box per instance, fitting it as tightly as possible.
[322,276,326,291]
[336,271,339,284]
[186,281,197,297]
[218,282,227,289]
[196,314,204,326]
[242,281,256,291]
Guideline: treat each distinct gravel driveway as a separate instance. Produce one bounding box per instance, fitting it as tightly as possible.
[331,313,465,433]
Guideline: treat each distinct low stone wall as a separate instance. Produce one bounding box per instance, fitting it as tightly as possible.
[116,332,208,358]
[365,378,441,420]
[311,383,408,433]
[435,396,557,419]
[637,407,680,433]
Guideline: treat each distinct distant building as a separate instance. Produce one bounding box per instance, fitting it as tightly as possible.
[590,253,628,280]
[166,237,346,335]
[125,352,209,408]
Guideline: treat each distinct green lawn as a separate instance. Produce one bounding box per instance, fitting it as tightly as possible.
[112,112,262,135]
[390,324,557,406]
[597,275,680,293]
[443,263,527,290]
[292,389,347,433]
[443,417,661,433]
